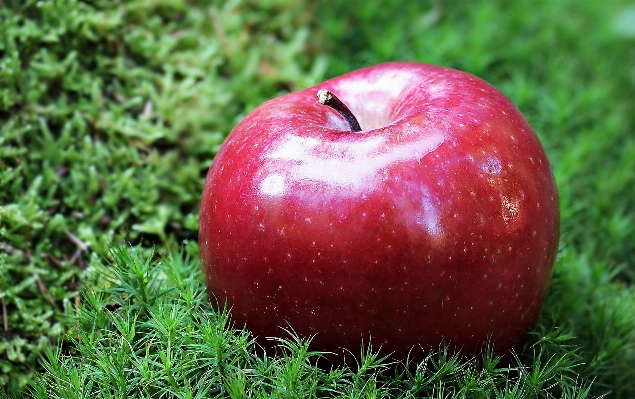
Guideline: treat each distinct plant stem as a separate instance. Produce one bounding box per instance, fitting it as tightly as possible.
[317,89,362,132]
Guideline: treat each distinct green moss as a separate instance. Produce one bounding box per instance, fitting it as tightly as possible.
[0,0,324,392]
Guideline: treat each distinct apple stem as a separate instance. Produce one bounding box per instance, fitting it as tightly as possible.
[317,89,362,132]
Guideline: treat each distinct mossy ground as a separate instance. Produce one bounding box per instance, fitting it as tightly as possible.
[1,0,634,397]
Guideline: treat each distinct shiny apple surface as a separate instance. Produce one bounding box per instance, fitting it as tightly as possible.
[199,62,559,359]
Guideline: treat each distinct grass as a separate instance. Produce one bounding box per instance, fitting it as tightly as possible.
[30,245,592,398]
[1,0,634,397]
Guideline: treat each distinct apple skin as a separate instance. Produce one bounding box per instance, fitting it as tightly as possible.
[199,62,559,359]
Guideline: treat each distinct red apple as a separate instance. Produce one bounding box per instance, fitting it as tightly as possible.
[199,62,559,360]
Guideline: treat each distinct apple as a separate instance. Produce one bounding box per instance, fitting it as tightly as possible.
[199,62,559,360]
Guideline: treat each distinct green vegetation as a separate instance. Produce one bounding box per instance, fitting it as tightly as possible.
[1,0,634,397]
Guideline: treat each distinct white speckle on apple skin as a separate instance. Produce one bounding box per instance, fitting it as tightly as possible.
[481,156,502,174]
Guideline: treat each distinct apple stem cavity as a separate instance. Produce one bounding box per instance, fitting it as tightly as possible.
[317,89,362,132]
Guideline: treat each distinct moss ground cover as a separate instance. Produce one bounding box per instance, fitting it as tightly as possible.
[1,0,634,397]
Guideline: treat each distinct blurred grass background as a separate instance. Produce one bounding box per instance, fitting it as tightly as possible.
[1,0,634,397]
